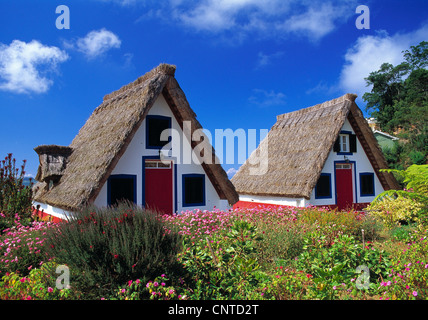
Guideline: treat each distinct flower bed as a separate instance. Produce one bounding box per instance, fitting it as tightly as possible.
[1,205,427,300]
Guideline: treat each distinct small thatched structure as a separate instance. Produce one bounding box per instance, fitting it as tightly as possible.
[231,93,399,200]
[33,63,238,212]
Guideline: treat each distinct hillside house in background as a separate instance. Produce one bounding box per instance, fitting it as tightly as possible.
[32,64,238,221]
[231,94,399,211]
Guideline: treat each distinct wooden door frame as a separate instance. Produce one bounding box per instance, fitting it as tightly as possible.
[142,156,177,213]
[334,160,358,208]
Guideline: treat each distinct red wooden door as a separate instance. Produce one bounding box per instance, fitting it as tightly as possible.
[145,160,173,214]
[335,163,353,210]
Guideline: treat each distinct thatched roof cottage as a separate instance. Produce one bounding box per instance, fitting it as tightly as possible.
[231,93,399,210]
[33,64,238,220]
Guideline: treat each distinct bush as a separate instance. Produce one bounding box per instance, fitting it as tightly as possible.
[366,195,425,228]
[0,153,33,230]
[178,218,265,299]
[295,233,390,299]
[0,261,73,300]
[43,202,183,298]
[379,228,428,300]
[0,218,55,277]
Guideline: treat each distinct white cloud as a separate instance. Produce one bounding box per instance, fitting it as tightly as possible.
[281,2,350,41]
[0,40,69,94]
[249,89,286,107]
[73,29,121,59]
[256,51,284,68]
[339,24,428,98]
[169,0,356,42]
[226,167,238,178]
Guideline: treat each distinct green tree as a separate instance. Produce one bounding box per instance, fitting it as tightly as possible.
[363,41,428,168]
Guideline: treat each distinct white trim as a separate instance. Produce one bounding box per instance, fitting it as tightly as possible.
[373,130,399,140]
[32,201,73,220]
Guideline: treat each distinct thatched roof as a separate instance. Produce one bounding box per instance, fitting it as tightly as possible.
[33,63,239,211]
[231,93,399,199]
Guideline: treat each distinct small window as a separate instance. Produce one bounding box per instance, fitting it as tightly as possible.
[340,134,349,153]
[182,174,205,207]
[108,175,136,206]
[360,173,375,196]
[146,115,171,149]
[333,132,357,154]
[315,173,332,199]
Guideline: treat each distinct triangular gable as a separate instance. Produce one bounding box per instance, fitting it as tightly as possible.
[33,64,238,211]
[231,94,399,199]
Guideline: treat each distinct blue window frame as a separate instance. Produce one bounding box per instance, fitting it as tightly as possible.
[107,174,137,206]
[145,115,172,149]
[333,130,357,155]
[360,172,375,197]
[315,173,332,199]
[182,174,205,207]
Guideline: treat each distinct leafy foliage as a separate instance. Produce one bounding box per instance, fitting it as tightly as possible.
[368,165,428,228]
[363,41,428,168]
[43,203,183,298]
[0,153,33,230]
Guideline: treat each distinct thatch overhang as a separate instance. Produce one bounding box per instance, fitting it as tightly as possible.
[231,93,399,199]
[33,63,238,211]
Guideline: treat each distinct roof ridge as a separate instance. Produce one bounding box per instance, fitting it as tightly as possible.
[277,93,357,121]
[102,63,176,102]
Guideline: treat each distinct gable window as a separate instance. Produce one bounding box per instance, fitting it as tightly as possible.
[315,173,332,199]
[182,174,205,207]
[107,174,137,206]
[340,134,349,153]
[360,172,375,196]
[333,131,357,154]
[146,115,171,149]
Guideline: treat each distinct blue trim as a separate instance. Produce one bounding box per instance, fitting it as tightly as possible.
[360,172,375,197]
[337,131,354,155]
[145,115,172,150]
[333,161,358,206]
[182,174,206,207]
[315,173,332,199]
[174,163,178,213]
[107,174,137,206]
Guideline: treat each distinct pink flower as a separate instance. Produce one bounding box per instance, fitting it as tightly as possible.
[121,288,126,293]
[413,291,418,297]
[48,287,53,293]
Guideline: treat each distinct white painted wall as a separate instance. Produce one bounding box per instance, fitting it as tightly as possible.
[238,194,307,207]
[238,119,385,208]
[93,93,230,213]
[308,119,384,206]
[33,201,73,220]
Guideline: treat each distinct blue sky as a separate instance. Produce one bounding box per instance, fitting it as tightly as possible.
[0,0,427,178]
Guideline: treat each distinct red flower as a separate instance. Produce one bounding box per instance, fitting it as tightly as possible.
[114,254,119,259]
[306,274,312,278]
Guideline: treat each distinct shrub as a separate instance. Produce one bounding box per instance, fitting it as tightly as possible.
[0,153,33,230]
[0,261,73,300]
[379,228,428,300]
[43,202,183,298]
[369,164,428,228]
[178,218,264,299]
[115,274,183,300]
[296,233,390,298]
[366,195,425,228]
[0,218,55,277]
